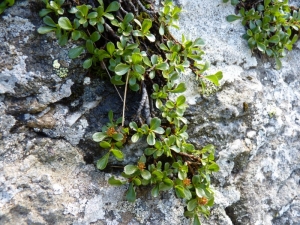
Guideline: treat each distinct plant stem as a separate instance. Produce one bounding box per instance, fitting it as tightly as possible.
[101,61,124,103]
[122,70,130,126]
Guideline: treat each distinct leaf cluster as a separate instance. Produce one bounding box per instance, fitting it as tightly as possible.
[92,110,128,169]
[226,0,300,69]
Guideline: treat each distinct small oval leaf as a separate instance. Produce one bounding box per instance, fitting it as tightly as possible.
[96,153,109,170]
[58,17,73,30]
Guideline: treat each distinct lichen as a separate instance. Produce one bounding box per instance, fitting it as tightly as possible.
[53,59,69,78]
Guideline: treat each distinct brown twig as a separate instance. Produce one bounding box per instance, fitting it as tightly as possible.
[175,151,201,162]
[104,23,120,41]
[136,0,156,17]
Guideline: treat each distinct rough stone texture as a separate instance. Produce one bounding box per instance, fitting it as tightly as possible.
[1,0,300,225]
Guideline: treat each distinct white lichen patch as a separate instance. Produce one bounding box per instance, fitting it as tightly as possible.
[53,59,69,78]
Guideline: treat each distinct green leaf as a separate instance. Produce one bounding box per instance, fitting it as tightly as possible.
[72,30,82,40]
[141,170,151,180]
[86,39,94,53]
[193,215,201,225]
[131,133,141,143]
[257,42,266,52]
[139,154,146,163]
[144,148,156,155]
[153,127,164,134]
[77,4,89,16]
[142,19,152,33]
[58,34,68,46]
[132,53,143,64]
[205,71,223,86]
[133,178,141,186]
[150,117,161,130]
[146,33,155,42]
[106,42,115,56]
[110,76,125,85]
[126,183,136,202]
[132,30,143,37]
[226,15,241,22]
[124,165,138,175]
[68,46,84,59]
[43,16,57,27]
[83,58,93,69]
[155,62,169,71]
[97,49,110,60]
[133,64,145,74]
[92,132,107,142]
[176,95,186,106]
[151,185,159,197]
[175,185,185,198]
[159,24,165,35]
[124,13,134,24]
[275,57,282,70]
[187,199,198,211]
[96,153,109,170]
[208,162,220,172]
[111,149,124,161]
[290,34,298,45]
[115,63,130,75]
[100,141,111,148]
[87,11,97,19]
[97,23,104,32]
[39,9,53,17]
[37,26,56,34]
[159,182,172,192]
[195,186,206,198]
[108,176,124,186]
[257,4,264,11]
[147,132,156,145]
[268,35,280,44]
[194,37,205,46]
[108,110,113,122]
[178,170,186,180]
[129,122,138,130]
[169,83,186,93]
[264,0,271,7]
[105,1,120,12]
[90,31,101,42]
[112,133,123,141]
[246,29,253,36]
[58,17,73,30]
[231,0,239,5]
[103,12,114,20]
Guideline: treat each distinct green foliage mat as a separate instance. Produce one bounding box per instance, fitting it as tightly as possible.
[39,0,223,224]
[225,0,300,69]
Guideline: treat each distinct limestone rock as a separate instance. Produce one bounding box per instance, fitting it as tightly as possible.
[1,0,300,225]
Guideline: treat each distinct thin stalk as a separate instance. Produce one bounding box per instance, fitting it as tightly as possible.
[122,70,130,126]
[101,61,124,103]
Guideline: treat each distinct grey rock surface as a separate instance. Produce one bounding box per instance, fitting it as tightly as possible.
[1,0,300,225]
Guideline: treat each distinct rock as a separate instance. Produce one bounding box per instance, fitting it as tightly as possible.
[1,0,300,225]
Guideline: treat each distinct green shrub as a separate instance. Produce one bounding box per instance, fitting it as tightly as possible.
[226,0,299,69]
[38,0,222,223]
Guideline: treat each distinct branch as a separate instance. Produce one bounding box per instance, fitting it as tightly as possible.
[143,85,151,125]
[175,151,202,162]
[104,23,120,41]
[136,0,156,17]
[122,70,130,126]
